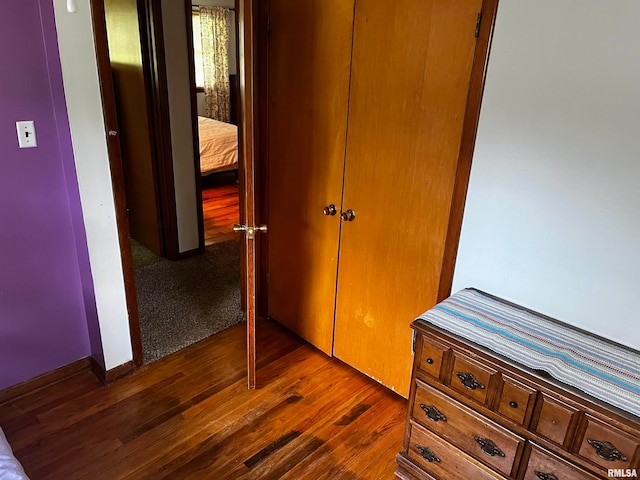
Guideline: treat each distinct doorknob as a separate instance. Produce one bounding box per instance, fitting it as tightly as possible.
[341,209,356,222]
[323,204,337,216]
[233,224,267,239]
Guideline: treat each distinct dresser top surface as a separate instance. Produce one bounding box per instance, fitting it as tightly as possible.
[415,288,640,418]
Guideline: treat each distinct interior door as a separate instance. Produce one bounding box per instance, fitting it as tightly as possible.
[237,0,259,388]
[90,0,144,367]
[102,0,164,256]
[266,0,355,354]
[333,0,485,397]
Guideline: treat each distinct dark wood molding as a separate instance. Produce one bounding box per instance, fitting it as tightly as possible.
[251,0,262,318]
[0,357,93,405]
[237,0,258,388]
[89,0,144,367]
[184,0,206,253]
[437,0,500,302]
[139,0,180,260]
[236,0,247,312]
[229,73,239,125]
[90,357,136,385]
[256,0,269,319]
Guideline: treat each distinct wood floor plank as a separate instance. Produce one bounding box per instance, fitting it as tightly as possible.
[201,173,239,246]
[298,395,406,480]
[0,319,406,480]
[212,371,380,479]
[168,360,374,479]
[122,349,334,480]
[27,323,302,479]
[319,412,406,479]
[8,369,101,416]
[242,385,391,480]
[275,387,404,480]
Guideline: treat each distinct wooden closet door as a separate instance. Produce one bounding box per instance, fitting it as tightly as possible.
[266,0,355,354]
[333,0,484,396]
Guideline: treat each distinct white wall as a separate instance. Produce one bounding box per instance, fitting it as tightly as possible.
[162,0,200,253]
[54,0,133,369]
[453,1,640,349]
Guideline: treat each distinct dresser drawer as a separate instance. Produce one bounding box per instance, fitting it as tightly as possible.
[413,380,525,477]
[448,351,499,406]
[497,376,537,426]
[407,422,507,480]
[522,444,600,480]
[402,318,640,480]
[533,394,580,448]
[576,414,640,472]
[418,335,449,380]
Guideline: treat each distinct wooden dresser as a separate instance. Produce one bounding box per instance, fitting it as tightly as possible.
[396,319,640,480]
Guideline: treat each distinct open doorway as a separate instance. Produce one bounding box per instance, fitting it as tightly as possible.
[136,1,243,364]
[190,2,241,247]
[97,0,244,366]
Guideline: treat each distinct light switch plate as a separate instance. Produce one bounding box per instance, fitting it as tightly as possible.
[16,121,37,148]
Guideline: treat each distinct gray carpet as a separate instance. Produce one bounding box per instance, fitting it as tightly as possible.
[135,240,244,364]
[130,238,160,269]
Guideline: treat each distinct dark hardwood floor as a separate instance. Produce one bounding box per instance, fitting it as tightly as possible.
[202,172,240,245]
[0,320,407,479]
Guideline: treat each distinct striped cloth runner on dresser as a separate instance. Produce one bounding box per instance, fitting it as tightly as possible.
[418,288,640,418]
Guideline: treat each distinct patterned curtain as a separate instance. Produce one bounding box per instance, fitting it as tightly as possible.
[199,6,231,122]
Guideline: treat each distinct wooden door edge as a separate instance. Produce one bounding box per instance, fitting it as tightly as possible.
[237,0,258,389]
[236,0,247,313]
[89,0,144,368]
[438,0,500,303]
[256,0,270,320]
[139,0,180,260]
[184,0,206,253]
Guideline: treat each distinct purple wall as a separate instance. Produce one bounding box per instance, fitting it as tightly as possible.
[0,0,97,390]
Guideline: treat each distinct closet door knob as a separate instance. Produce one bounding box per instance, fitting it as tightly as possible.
[323,204,337,216]
[341,209,356,222]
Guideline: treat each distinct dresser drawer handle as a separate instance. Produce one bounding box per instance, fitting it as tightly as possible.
[420,404,447,422]
[426,357,434,364]
[587,439,628,462]
[474,436,505,457]
[456,372,485,390]
[416,445,441,463]
[535,472,559,480]
[509,400,518,408]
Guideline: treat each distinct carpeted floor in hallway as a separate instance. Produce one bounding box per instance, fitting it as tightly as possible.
[134,239,244,364]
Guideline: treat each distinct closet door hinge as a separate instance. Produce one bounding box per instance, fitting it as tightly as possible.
[475,12,483,38]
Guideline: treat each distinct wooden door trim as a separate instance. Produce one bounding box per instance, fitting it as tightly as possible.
[183,0,206,253]
[256,0,269,318]
[139,0,180,260]
[237,0,258,389]
[236,0,247,312]
[437,0,500,302]
[89,0,143,368]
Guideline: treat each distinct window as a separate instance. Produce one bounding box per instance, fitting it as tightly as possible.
[191,11,205,88]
